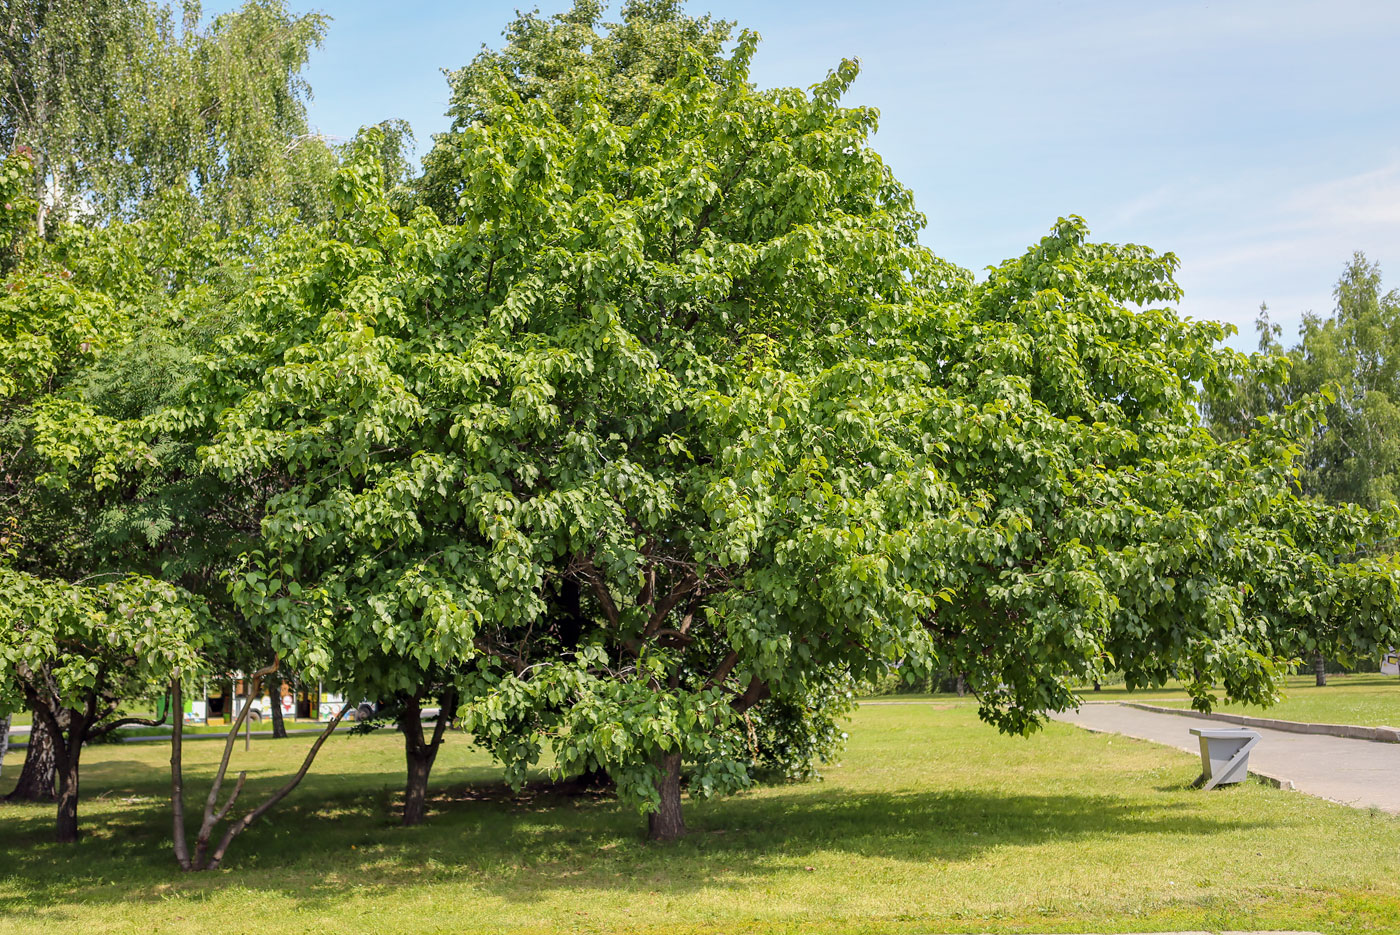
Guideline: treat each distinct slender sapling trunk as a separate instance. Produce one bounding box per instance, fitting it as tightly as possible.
[171,677,192,870]
[170,659,351,870]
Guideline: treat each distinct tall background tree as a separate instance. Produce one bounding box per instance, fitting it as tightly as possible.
[1205,253,1400,684]
[0,0,332,234]
[0,0,388,805]
[1208,253,1400,510]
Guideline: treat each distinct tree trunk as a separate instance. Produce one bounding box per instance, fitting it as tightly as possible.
[0,714,10,780]
[175,659,351,870]
[399,689,454,827]
[203,703,349,870]
[403,743,434,827]
[647,752,686,841]
[48,702,92,844]
[6,704,57,802]
[269,683,288,739]
[54,754,81,843]
[170,678,192,870]
[955,675,967,698]
[34,154,46,239]
[1314,652,1328,687]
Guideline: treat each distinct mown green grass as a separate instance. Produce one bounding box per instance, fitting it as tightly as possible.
[1080,672,1400,727]
[2,703,1398,934]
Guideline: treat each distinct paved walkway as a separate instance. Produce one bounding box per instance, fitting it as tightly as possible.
[1052,704,1400,814]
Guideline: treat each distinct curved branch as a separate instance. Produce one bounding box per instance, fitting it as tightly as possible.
[205,702,351,870]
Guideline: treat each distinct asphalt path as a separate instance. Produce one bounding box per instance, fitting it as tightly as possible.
[1051,703,1400,814]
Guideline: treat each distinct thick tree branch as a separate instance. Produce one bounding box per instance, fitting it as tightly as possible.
[707,649,741,687]
[730,675,770,713]
[89,709,168,739]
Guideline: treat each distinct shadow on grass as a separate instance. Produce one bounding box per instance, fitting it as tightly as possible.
[0,767,1273,918]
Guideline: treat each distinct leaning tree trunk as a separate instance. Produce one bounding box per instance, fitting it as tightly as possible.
[1314,652,1328,687]
[647,751,686,842]
[6,705,58,802]
[172,660,352,871]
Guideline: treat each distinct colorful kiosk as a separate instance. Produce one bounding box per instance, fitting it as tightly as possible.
[180,675,350,725]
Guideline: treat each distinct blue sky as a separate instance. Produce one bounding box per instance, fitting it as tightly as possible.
[212,1,1400,350]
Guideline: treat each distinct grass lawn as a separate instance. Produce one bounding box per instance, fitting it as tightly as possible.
[2,704,1399,934]
[1079,672,1400,727]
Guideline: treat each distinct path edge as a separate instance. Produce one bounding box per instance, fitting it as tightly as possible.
[1120,702,1400,745]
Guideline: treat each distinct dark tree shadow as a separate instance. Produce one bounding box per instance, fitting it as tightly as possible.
[0,761,1278,917]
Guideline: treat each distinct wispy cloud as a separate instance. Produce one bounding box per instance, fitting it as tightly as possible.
[1286,163,1400,228]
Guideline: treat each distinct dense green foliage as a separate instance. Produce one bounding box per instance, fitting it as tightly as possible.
[0,572,203,726]
[0,0,343,836]
[420,0,734,221]
[37,33,1388,841]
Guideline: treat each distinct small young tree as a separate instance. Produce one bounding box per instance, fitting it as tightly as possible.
[169,662,350,870]
[0,571,204,841]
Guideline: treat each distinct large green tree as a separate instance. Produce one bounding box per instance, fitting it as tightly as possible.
[25,2,1400,849]
[62,35,1391,846]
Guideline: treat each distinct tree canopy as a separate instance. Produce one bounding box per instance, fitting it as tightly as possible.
[419,0,734,221]
[8,0,1400,855]
[37,37,1391,843]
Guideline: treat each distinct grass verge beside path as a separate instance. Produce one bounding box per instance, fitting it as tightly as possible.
[1081,673,1400,727]
[2,704,1399,934]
